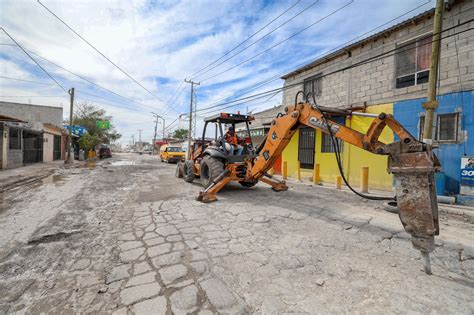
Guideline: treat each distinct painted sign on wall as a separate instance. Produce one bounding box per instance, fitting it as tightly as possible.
[460,157,474,187]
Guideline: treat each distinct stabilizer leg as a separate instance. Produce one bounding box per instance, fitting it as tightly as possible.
[260,172,288,192]
[196,170,232,203]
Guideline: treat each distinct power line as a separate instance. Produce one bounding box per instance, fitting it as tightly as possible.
[0,27,68,93]
[194,23,473,113]
[200,1,354,83]
[3,43,171,114]
[0,95,65,97]
[196,0,431,105]
[198,0,431,109]
[37,0,170,108]
[0,75,55,86]
[189,0,302,79]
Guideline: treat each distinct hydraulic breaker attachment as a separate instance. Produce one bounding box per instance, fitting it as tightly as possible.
[387,143,440,274]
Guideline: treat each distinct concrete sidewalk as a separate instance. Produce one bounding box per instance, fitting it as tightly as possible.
[0,160,82,192]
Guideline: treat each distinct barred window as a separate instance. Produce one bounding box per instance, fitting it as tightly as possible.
[436,113,458,142]
[418,113,459,142]
[9,128,21,150]
[321,133,342,153]
[303,73,322,97]
[395,35,432,88]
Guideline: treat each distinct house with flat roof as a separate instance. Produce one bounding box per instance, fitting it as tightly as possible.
[0,101,66,169]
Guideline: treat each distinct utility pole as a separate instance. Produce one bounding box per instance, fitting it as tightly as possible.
[138,129,142,142]
[184,79,200,159]
[420,0,444,276]
[131,135,135,148]
[65,87,74,164]
[422,0,444,144]
[151,112,166,155]
[152,116,159,155]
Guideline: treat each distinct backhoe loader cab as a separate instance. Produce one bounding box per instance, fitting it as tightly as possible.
[180,113,258,190]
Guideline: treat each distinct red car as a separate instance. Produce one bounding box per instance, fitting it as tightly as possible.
[98,144,112,158]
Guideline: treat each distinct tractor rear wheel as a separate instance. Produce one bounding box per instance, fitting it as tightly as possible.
[200,156,224,188]
[183,160,195,183]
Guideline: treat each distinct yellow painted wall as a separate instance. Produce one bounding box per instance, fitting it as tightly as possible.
[281,131,300,178]
[343,103,394,191]
[280,103,394,191]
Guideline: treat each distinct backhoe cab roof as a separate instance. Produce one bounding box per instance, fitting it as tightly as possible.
[204,113,255,124]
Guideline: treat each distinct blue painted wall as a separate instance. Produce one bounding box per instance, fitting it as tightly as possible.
[394,91,474,195]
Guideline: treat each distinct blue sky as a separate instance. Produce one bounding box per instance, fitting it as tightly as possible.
[0,0,434,145]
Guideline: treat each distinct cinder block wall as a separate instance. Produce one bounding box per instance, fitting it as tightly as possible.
[282,1,474,109]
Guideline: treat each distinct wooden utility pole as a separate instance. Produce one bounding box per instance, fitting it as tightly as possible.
[184,79,200,159]
[65,87,74,164]
[152,115,159,155]
[152,112,166,155]
[422,0,444,143]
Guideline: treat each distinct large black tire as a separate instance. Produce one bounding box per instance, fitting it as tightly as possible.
[175,161,184,178]
[239,181,257,188]
[200,156,224,188]
[183,160,195,183]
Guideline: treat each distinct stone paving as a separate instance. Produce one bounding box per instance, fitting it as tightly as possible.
[0,154,472,314]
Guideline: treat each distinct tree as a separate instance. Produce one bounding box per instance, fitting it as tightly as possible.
[172,128,188,140]
[78,132,100,152]
[71,102,121,150]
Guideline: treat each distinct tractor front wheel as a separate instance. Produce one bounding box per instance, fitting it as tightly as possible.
[200,156,224,188]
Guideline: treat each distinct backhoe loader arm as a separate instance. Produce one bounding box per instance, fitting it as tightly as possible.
[250,103,440,273]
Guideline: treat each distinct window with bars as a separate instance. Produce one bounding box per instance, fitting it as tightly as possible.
[303,73,322,97]
[298,127,315,169]
[395,34,432,88]
[321,133,343,153]
[436,113,458,142]
[9,128,21,150]
[418,113,459,142]
[321,116,344,152]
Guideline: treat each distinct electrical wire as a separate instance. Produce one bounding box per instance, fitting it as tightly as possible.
[3,43,171,114]
[200,1,354,83]
[191,0,318,80]
[37,0,171,109]
[0,27,67,93]
[195,23,473,113]
[0,75,56,86]
[189,0,301,79]
[0,95,65,97]
[197,0,432,109]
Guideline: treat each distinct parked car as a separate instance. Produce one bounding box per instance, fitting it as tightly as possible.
[160,144,185,163]
[98,144,112,158]
[143,149,153,155]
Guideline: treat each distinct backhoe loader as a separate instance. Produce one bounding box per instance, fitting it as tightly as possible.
[177,93,440,273]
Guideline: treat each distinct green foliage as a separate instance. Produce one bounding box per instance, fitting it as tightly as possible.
[71,102,121,150]
[172,128,188,140]
[78,132,100,152]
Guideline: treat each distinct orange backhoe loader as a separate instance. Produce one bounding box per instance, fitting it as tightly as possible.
[177,92,440,273]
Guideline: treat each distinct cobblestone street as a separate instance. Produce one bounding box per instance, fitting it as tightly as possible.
[0,153,473,314]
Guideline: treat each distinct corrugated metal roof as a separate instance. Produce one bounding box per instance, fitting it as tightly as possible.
[281,7,436,79]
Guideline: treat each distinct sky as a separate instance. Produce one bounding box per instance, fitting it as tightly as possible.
[0,0,435,145]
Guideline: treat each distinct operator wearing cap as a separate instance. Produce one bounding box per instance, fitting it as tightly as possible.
[224,126,244,155]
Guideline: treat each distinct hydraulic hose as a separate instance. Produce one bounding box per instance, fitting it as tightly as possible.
[307,92,394,201]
